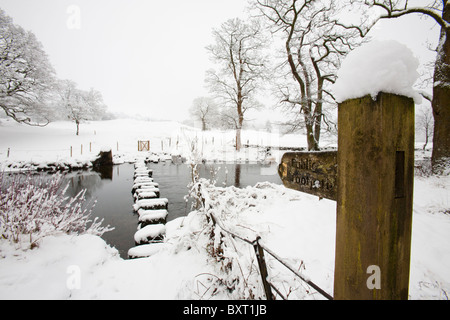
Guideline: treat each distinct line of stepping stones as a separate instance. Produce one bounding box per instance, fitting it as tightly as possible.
[127,160,169,259]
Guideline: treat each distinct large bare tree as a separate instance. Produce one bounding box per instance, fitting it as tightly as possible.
[254,0,363,150]
[206,18,267,151]
[352,0,449,173]
[0,9,55,125]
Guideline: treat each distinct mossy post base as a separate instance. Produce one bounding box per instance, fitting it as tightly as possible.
[334,92,415,300]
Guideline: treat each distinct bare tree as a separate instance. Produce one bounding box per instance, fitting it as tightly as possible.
[254,0,363,150]
[0,9,55,126]
[350,0,449,173]
[57,80,106,135]
[206,18,267,151]
[189,97,219,131]
[417,105,434,151]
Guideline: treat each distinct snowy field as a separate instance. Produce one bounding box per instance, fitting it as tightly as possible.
[0,118,326,171]
[0,118,449,300]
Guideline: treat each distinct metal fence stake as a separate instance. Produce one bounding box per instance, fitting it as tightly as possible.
[253,236,273,300]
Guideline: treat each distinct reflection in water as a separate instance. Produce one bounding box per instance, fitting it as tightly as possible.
[93,165,113,180]
[66,172,103,200]
[234,163,241,187]
[7,162,280,259]
[63,164,137,259]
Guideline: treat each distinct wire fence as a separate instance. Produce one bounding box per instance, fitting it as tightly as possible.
[209,211,333,300]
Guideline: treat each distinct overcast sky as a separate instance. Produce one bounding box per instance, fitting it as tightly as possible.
[0,0,441,123]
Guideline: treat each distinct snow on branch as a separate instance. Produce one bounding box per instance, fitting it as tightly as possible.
[363,0,450,30]
[0,173,113,249]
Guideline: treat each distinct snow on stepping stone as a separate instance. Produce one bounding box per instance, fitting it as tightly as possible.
[134,171,152,178]
[134,162,146,169]
[134,168,153,176]
[134,191,159,201]
[135,166,150,171]
[134,191,158,201]
[132,182,159,193]
[134,224,166,245]
[133,198,168,212]
[134,187,160,199]
[134,169,151,174]
[138,209,168,226]
[134,176,154,184]
[128,243,167,259]
[132,181,158,188]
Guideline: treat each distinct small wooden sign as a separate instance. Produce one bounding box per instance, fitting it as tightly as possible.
[278,151,338,201]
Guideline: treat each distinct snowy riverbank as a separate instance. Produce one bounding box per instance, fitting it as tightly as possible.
[0,118,321,171]
[0,118,448,300]
[0,174,449,299]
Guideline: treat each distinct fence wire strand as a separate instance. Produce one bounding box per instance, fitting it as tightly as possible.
[209,212,333,300]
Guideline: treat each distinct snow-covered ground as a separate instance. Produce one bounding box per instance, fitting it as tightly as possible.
[0,118,449,300]
[0,118,325,170]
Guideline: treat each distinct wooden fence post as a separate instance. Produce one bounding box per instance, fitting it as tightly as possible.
[334,92,415,300]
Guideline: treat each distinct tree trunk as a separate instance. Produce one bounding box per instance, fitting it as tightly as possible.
[423,126,429,151]
[431,8,450,174]
[305,123,318,151]
[76,121,80,136]
[304,110,319,151]
[236,95,244,151]
[236,127,242,151]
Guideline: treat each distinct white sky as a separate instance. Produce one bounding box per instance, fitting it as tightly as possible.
[0,0,441,123]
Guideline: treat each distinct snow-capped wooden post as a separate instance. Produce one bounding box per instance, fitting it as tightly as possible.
[278,40,420,299]
[330,40,420,300]
[333,92,415,300]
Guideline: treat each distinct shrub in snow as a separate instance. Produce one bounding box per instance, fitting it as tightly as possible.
[333,40,422,103]
[183,177,264,299]
[0,173,113,249]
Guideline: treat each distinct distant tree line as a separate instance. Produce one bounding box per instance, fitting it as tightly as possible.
[0,9,112,135]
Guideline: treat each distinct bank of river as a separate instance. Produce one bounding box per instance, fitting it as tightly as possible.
[63,162,281,258]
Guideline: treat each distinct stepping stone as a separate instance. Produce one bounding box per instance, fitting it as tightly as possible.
[134,167,153,174]
[128,243,167,259]
[134,224,166,245]
[134,176,154,184]
[133,187,160,199]
[133,198,168,212]
[134,161,146,169]
[132,182,159,193]
[134,171,153,178]
[138,209,168,226]
[134,191,159,202]
[147,154,159,163]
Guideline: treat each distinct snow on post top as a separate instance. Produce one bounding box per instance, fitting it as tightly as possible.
[333,40,422,104]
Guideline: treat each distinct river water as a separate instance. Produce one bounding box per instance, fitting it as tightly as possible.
[63,162,281,258]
